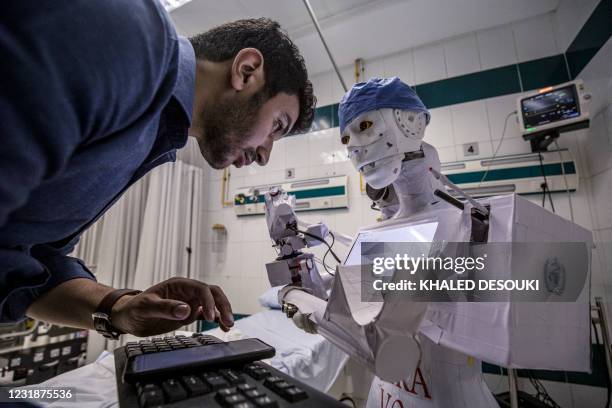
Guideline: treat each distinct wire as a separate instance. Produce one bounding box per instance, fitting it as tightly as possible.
[294,227,342,264]
[313,256,335,275]
[339,395,356,407]
[321,231,337,275]
[527,371,562,408]
[537,152,555,212]
[478,111,517,188]
[552,140,575,222]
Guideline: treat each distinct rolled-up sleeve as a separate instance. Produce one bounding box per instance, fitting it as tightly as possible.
[0,245,96,323]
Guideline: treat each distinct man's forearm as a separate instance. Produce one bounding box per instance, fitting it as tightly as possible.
[26,278,116,330]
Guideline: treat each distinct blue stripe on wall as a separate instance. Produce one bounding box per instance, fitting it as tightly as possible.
[566,0,612,78]
[446,162,576,184]
[414,65,521,109]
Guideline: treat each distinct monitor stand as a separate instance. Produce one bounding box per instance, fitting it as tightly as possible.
[522,119,589,152]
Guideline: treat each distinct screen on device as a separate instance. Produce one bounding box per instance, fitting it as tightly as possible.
[521,84,580,129]
[132,340,265,373]
[344,221,438,266]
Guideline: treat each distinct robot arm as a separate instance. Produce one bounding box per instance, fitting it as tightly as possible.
[264,187,330,257]
[264,187,345,301]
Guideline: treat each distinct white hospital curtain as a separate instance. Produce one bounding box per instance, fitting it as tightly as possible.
[132,161,204,331]
[97,180,149,289]
[73,178,149,285]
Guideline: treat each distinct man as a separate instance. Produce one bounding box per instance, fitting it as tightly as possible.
[0,1,315,339]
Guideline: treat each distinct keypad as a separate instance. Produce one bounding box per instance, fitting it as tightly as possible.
[127,334,312,408]
[125,334,222,359]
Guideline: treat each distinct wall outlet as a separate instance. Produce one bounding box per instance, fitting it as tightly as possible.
[285,168,295,179]
[463,142,479,157]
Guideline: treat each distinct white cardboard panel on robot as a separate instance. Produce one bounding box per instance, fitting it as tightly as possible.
[422,194,592,372]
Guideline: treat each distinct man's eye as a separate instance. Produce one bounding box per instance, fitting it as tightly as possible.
[341,135,350,145]
[359,121,373,131]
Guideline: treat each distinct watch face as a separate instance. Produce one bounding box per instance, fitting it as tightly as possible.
[92,312,112,332]
[92,312,121,339]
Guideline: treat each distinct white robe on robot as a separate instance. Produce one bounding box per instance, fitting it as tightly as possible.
[366,334,498,408]
[364,143,498,408]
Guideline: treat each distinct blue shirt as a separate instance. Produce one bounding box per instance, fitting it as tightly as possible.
[0,0,196,322]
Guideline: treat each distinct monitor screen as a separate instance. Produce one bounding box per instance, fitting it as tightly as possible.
[521,84,580,129]
[344,221,438,266]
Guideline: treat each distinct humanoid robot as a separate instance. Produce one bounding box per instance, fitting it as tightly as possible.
[264,78,592,408]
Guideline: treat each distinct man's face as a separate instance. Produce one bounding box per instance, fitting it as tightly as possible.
[199,91,299,169]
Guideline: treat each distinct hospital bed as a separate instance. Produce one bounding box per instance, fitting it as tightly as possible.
[22,309,349,407]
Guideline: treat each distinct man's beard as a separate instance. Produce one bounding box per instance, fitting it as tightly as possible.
[199,92,265,169]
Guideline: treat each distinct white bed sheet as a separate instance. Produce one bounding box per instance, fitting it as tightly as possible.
[206,309,348,392]
[23,309,348,407]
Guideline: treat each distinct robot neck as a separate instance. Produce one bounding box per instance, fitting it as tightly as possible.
[390,159,438,219]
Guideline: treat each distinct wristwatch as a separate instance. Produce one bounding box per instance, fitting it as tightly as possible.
[92,289,142,339]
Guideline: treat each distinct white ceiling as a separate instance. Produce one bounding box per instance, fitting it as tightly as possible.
[170,0,560,76]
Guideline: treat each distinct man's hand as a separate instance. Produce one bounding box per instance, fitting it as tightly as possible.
[111,277,234,337]
[27,277,234,338]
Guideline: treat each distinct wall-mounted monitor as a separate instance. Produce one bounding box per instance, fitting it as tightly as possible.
[517,80,590,151]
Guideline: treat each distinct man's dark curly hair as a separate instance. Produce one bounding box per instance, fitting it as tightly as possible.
[189,18,316,135]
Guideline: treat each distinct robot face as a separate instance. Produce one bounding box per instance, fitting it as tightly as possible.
[342,108,428,189]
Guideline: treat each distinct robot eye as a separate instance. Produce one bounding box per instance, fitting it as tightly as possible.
[359,121,373,131]
[341,134,350,145]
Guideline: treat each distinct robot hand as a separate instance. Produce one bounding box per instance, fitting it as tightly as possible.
[281,299,318,334]
[278,285,327,334]
[292,312,318,334]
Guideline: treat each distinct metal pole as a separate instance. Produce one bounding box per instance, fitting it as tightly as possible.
[507,368,519,408]
[429,167,489,216]
[302,0,348,92]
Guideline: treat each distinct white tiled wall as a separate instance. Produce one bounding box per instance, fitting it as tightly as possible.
[581,106,612,301]
[444,34,481,78]
[512,13,561,62]
[476,25,518,70]
[413,42,447,84]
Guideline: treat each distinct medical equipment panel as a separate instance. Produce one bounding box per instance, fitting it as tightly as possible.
[234,175,348,216]
[517,80,590,151]
[521,84,581,128]
[440,149,578,197]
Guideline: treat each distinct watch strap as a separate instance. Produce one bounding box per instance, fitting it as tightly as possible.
[93,289,141,339]
[96,289,141,316]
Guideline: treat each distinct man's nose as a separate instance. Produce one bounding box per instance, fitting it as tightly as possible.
[256,146,270,166]
[256,138,273,165]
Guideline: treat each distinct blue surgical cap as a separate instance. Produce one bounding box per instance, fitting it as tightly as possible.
[338,77,430,133]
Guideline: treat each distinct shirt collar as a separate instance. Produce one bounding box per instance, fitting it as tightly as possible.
[173,36,196,125]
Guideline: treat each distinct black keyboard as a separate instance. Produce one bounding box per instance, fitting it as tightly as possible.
[114,333,346,407]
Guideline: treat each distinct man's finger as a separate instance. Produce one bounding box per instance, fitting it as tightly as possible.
[194,283,216,322]
[214,310,231,332]
[210,285,234,327]
[144,296,191,320]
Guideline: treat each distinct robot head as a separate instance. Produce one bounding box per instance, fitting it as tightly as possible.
[339,77,430,189]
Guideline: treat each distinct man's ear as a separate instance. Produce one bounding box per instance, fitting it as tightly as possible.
[230,48,264,92]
